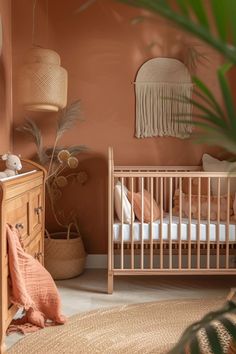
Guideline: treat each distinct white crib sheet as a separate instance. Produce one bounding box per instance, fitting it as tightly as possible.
[113,214,236,242]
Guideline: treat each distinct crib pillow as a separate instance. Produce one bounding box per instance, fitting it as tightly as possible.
[202,154,236,195]
[127,189,161,222]
[182,177,208,195]
[114,182,134,224]
[173,189,234,221]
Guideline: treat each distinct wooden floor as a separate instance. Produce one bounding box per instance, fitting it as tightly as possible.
[6,269,235,349]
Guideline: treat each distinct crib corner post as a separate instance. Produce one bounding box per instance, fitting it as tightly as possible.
[0,326,6,354]
[107,271,114,294]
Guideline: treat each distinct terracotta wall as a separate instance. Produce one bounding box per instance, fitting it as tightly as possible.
[0,0,12,153]
[12,0,223,253]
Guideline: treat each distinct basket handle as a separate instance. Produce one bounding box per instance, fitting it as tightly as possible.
[45,229,51,239]
[67,223,80,240]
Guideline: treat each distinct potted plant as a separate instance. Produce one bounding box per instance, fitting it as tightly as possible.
[17,100,88,279]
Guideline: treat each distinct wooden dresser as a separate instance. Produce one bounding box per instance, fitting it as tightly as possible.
[0,159,46,353]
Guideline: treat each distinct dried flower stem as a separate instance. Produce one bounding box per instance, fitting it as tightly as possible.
[47,136,59,177]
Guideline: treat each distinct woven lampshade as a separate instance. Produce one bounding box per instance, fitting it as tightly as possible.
[18,47,68,112]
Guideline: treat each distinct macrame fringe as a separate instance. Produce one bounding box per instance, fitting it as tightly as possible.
[135,83,193,139]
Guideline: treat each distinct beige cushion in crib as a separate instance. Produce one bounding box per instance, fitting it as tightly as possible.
[182,177,209,195]
[127,190,161,222]
[114,182,135,224]
[202,154,236,195]
[173,189,234,221]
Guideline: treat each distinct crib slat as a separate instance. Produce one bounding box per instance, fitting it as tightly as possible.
[179,177,182,270]
[131,177,134,270]
[226,178,230,269]
[141,177,144,270]
[169,177,173,269]
[121,177,124,270]
[155,178,159,205]
[150,177,154,270]
[160,177,163,269]
[197,177,201,269]
[217,178,220,269]
[164,178,167,211]
[207,177,210,269]
[188,178,192,269]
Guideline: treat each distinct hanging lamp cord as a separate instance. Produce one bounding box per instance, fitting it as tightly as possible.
[32,0,38,47]
[32,0,49,48]
[46,0,49,47]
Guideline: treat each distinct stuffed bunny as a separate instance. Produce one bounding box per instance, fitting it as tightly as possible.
[0,153,22,178]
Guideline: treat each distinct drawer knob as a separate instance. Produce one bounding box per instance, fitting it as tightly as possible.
[34,206,43,215]
[15,223,24,230]
[34,252,44,260]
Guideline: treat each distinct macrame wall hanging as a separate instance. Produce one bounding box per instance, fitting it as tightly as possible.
[135,58,193,139]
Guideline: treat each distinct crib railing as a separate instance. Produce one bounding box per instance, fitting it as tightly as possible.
[108,147,236,293]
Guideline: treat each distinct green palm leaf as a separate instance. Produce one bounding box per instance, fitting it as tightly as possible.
[118,0,236,63]
[217,63,236,131]
[167,62,236,152]
[210,0,227,42]
[193,90,225,120]
[176,0,189,17]
[193,77,226,119]
[189,0,209,29]
[186,124,236,155]
[176,96,227,129]
[226,0,236,46]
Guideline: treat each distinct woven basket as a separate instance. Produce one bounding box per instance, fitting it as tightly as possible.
[44,223,86,280]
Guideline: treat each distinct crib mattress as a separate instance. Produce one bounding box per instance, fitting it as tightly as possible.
[113,215,236,243]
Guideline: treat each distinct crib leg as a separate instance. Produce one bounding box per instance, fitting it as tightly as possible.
[108,272,114,294]
[0,329,6,354]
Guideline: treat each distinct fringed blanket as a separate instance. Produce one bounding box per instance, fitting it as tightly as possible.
[6,224,66,335]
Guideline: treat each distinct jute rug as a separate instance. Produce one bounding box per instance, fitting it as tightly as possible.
[8,298,225,354]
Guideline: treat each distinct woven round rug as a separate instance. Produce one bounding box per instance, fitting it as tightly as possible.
[8,298,226,354]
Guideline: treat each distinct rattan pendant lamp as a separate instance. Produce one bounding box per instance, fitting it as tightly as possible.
[18,0,68,112]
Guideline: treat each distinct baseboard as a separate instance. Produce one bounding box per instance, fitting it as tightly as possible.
[85,254,107,269]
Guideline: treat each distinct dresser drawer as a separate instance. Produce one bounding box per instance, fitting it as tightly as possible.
[25,231,44,265]
[5,194,29,241]
[29,186,44,234]
[4,174,43,200]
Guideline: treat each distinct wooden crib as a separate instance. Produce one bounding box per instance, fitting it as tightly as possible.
[108,147,236,294]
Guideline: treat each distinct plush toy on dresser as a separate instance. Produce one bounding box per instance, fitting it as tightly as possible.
[0,153,22,178]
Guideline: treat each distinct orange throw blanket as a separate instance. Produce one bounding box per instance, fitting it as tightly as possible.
[6,224,66,334]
